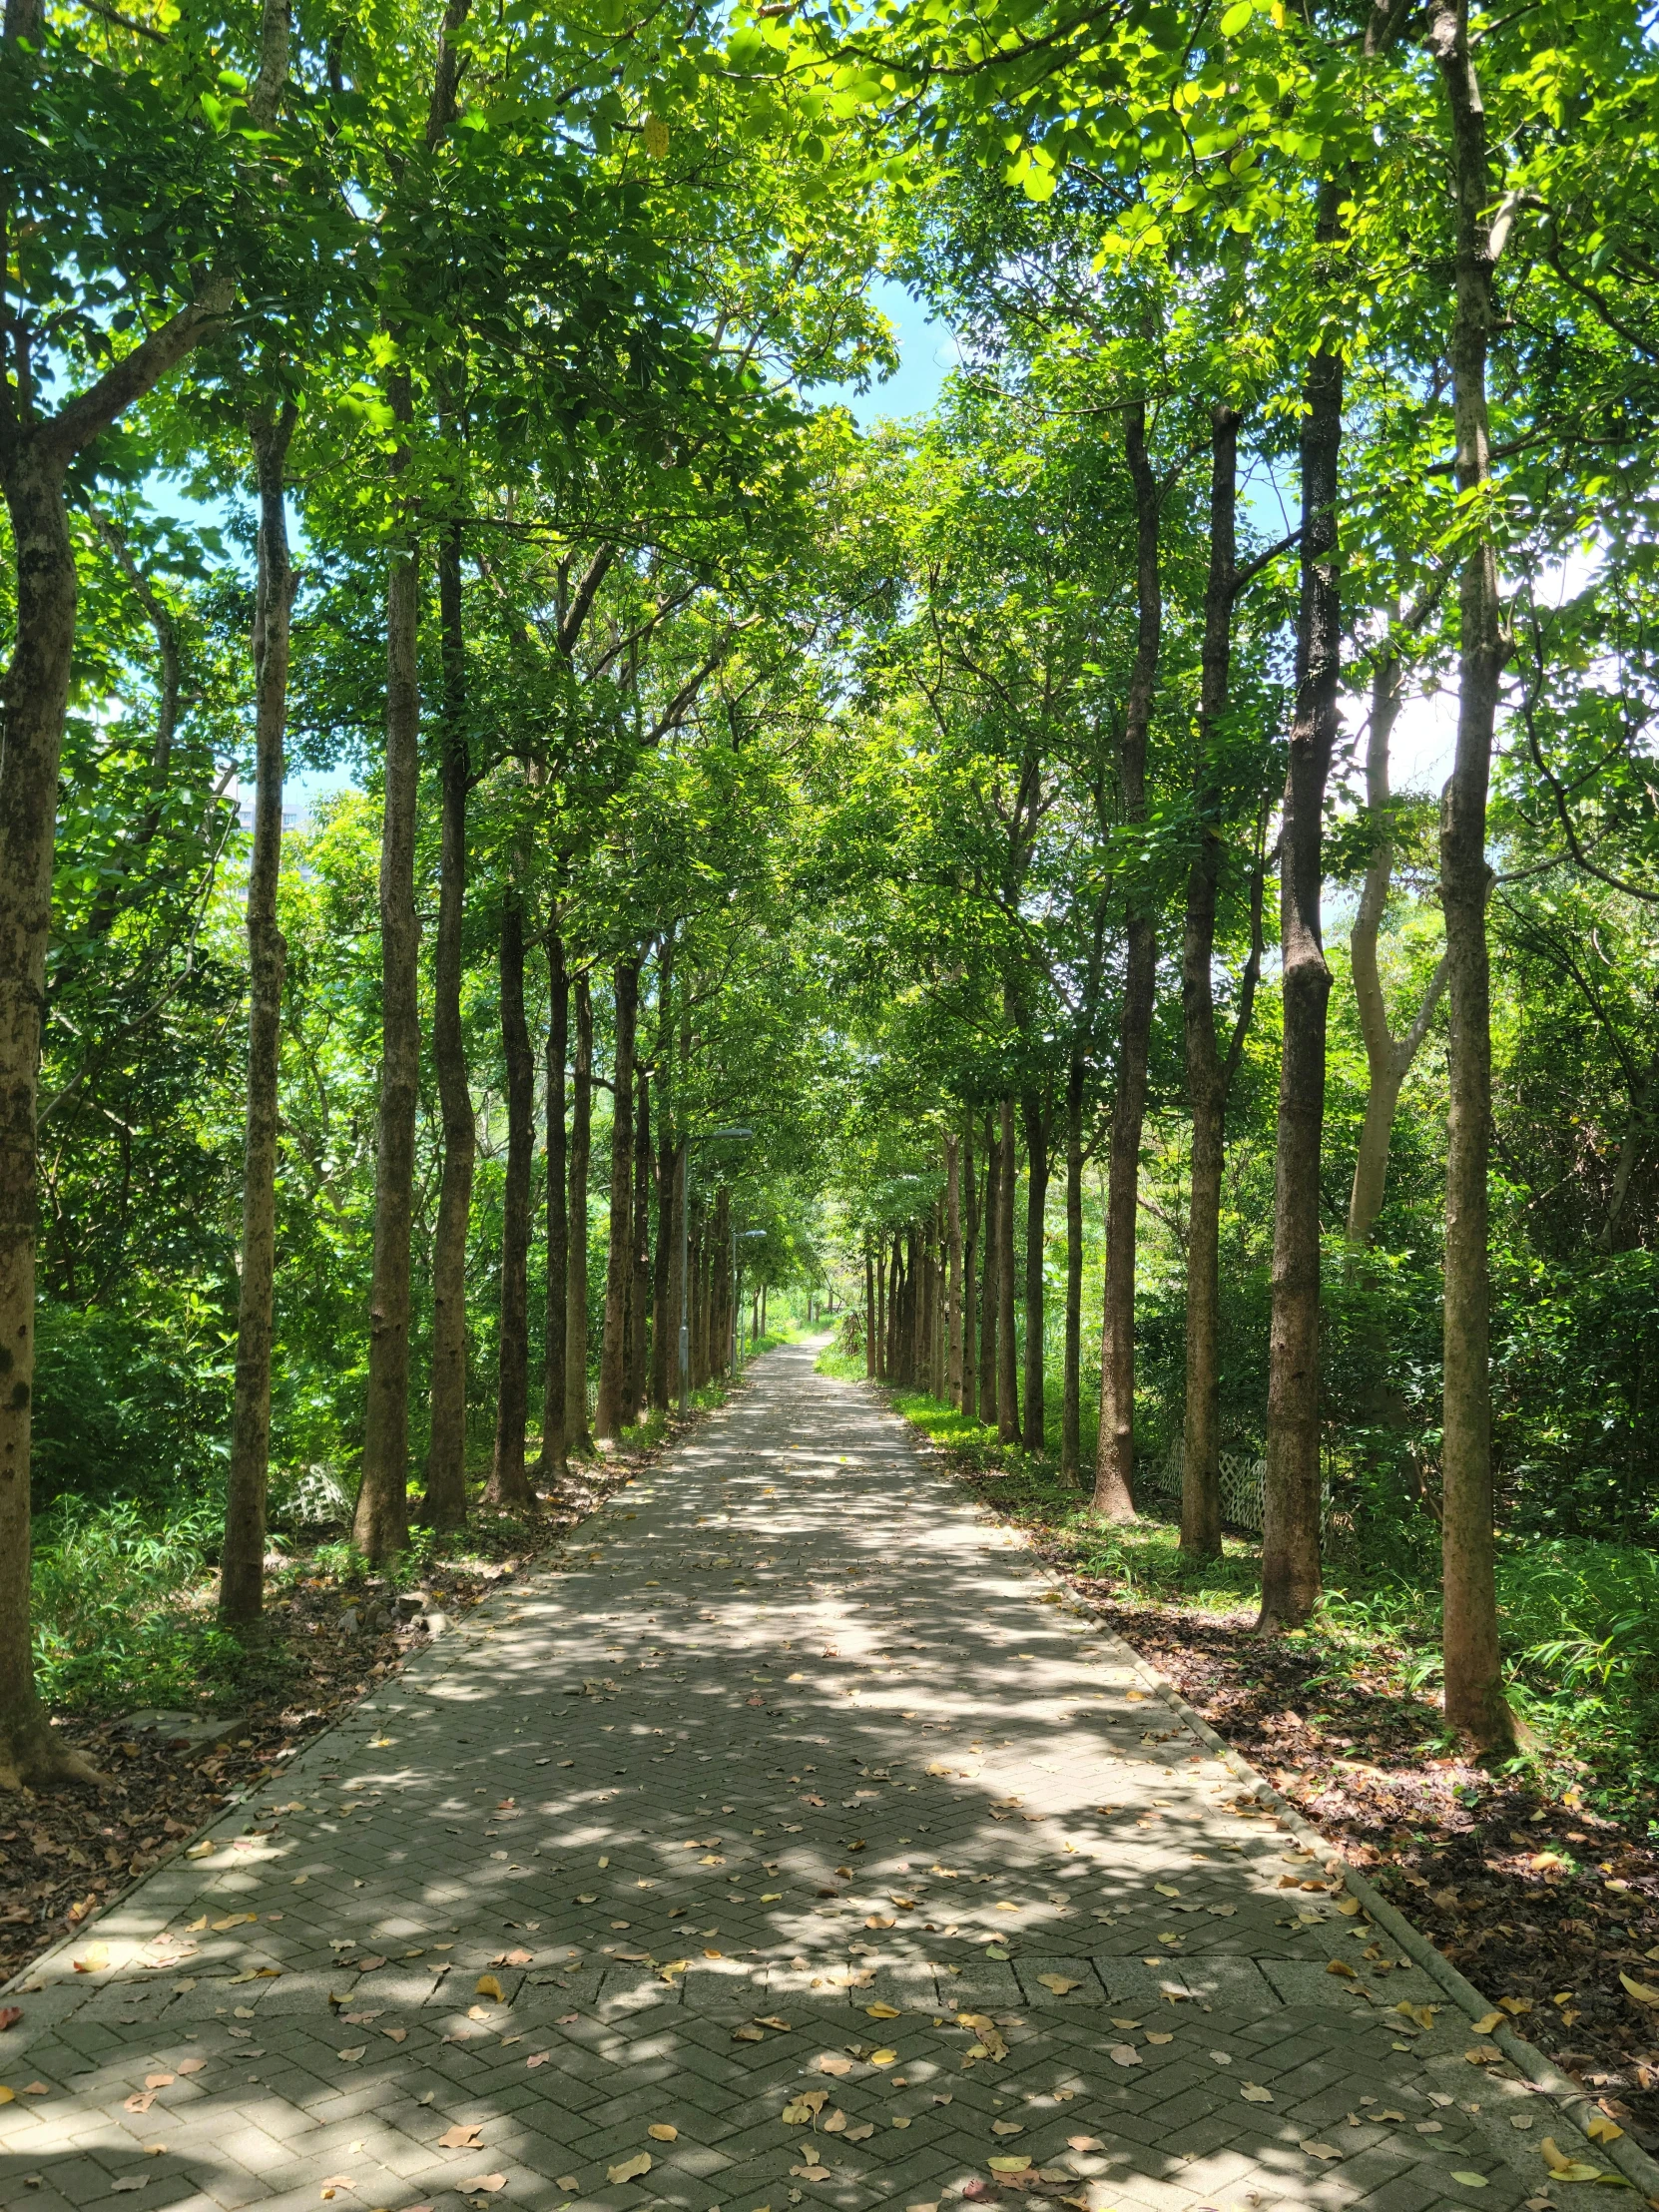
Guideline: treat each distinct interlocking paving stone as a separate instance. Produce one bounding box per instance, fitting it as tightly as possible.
[2,1346,1574,2212]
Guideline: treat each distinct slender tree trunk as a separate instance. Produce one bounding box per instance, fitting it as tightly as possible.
[424,520,473,1529]
[864,1245,876,1377]
[652,1112,675,1409]
[945,1136,963,1406]
[1062,1054,1084,1484]
[565,974,594,1451]
[1430,0,1515,1747]
[997,1098,1020,1442]
[487,892,535,1507]
[354,379,421,1564]
[630,1062,651,1423]
[666,1142,686,1409]
[533,925,568,1482]
[713,1187,731,1377]
[1022,1095,1048,1452]
[980,1116,999,1427]
[962,1123,979,1422]
[222,401,297,1625]
[875,1248,887,1380]
[1094,402,1162,1521]
[1259,200,1345,1631]
[1181,404,1241,1560]
[596,959,640,1437]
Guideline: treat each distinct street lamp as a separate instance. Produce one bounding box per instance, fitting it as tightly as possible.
[733,1228,766,1372]
[680,1127,753,1414]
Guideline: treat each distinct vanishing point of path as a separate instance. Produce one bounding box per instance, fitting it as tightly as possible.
[3,1348,1558,2212]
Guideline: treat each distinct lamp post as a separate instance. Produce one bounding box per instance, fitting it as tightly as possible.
[680,1126,752,1414]
[733,1228,766,1372]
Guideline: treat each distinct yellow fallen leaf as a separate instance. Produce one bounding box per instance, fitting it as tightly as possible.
[1586,2117,1624,2145]
[1241,2084,1274,2102]
[475,1975,505,2002]
[991,2120,1023,2136]
[186,1843,215,1860]
[1619,1972,1659,2006]
[870,2048,897,2065]
[1472,2012,1504,2034]
[1146,2031,1173,2045]
[73,1943,109,1973]
[989,2157,1032,2174]
[1336,1897,1362,1916]
[606,2153,651,2185]
[0,2087,14,2105]
[1451,2175,1489,2188]
[1037,1975,1081,1994]
[647,2124,677,2141]
[1327,1959,1358,1979]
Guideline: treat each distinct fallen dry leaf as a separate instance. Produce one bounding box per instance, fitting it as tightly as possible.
[0,2008,22,2033]
[1037,1975,1081,1995]
[176,2059,206,2076]
[1241,2084,1274,2103]
[607,2154,650,2185]
[647,2124,677,2142]
[73,1944,110,1973]
[459,2177,506,2194]
[438,2125,485,2150]
[475,1975,505,2003]
[1108,2045,1141,2068]
[1472,2011,1504,2034]
[989,2155,1032,2174]
[991,2120,1023,2136]
[1619,1973,1659,2007]
[335,2048,365,2064]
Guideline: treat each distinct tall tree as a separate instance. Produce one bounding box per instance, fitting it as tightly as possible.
[222,399,298,1624]
[487,888,536,1507]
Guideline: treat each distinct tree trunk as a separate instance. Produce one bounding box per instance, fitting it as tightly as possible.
[532,924,568,1483]
[1094,401,1161,1522]
[1022,1094,1048,1451]
[979,1115,999,1427]
[962,1123,979,1422]
[222,401,297,1625]
[864,1245,876,1376]
[485,893,535,1506]
[1259,203,1345,1631]
[666,1141,687,1409]
[997,1098,1020,1442]
[630,1061,651,1423]
[1062,1054,1084,1484]
[596,959,640,1437]
[424,521,473,1530]
[945,1136,963,1405]
[354,380,421,1565]
[565,973,594,1451]
[713,1186,731,1377]
[1430,0,1515,1747]
[1181,404,1241,1561]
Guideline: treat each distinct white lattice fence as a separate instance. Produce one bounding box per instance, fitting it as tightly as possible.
[1141,1437,1336,1541]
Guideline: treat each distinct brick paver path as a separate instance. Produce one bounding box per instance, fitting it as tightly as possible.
[3,1348,1557,2212]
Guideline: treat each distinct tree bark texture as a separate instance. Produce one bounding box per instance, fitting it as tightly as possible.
[1022,1095,1048,1451]
[1094,402,1161,1522]
[1259,214,1345,1632]
[945,1135,963,1407]
[997,1098,1020,1443]
[1062,1055,1084,1484]
[596,960,639,1438]
[665,1142,686,1407]
[222,402,297,1625]
[1180,404,1241,1561]
[565,973,594,1450]
[534,926,569,1482]
[1430,0,1514,1747]
[629,1062,651,1424]
[424,521,474,1528]
[961,1124,979,1422]
[979,1116,999,1427]
[486,893,535,1507]
[354,387,421,1566]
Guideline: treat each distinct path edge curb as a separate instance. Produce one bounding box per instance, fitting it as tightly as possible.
[1095,1600,1659,2202]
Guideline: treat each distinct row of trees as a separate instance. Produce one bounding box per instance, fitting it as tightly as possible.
[6,0,1659,1788]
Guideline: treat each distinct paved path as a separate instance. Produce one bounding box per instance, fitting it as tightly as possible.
[3,1348,1556,2212]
